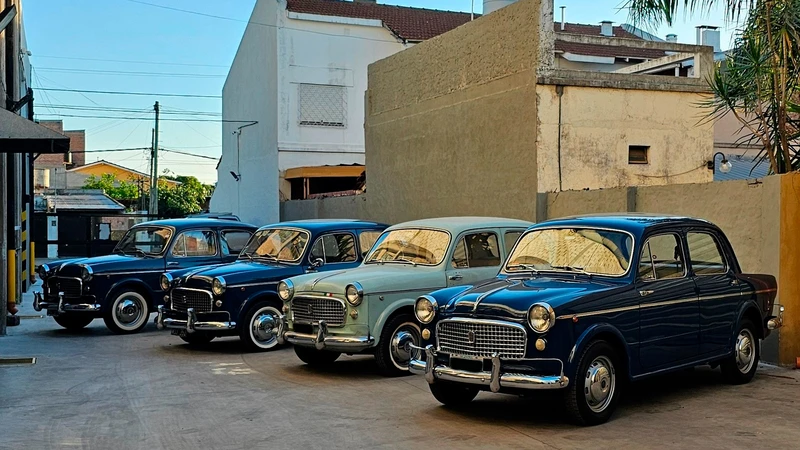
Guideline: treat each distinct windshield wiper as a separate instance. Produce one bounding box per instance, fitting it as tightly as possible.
[507,264,540,275]
[549,265,591,277]
[382,257,417,266]
[113,249,127,256]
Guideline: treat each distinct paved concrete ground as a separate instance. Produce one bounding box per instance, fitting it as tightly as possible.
[2,289,799,450]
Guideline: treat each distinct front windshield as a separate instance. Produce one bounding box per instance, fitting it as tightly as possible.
[114,226,173,256]
[240,228,310,263]
[505,228,633,276]
[366,228,450,266]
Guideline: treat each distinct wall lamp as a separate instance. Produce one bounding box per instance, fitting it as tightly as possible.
[707,152,732,174]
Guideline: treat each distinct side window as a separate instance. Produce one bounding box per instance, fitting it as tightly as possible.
[312,233,357,264]
[639,234,685,281]
[687,232,727,275]
[451,232,501,268]
[221,230,253,255]
[358,231,382,257]
[171,230,216,257]
[504,230,523,255]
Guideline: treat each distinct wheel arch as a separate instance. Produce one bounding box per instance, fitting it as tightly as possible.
[372,299,415,346]
[569,323,632,381]
[238,290,282,322]
[736,300,765,339]
[106,279,155,309]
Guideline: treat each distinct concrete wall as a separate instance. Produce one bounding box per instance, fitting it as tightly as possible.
[365,0,543,224]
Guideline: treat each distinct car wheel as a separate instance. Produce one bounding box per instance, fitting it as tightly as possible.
[563,340,621,426]
[239,302,283,352]
[294,346,341,366]
[53,314,94,330]
[103,290,150,334]
[375,313,421,377]
[429,382,479,407]
[721,319,760,384]
[178,331,215,346]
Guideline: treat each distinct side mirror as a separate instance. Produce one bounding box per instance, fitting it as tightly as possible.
[311,258,324,269]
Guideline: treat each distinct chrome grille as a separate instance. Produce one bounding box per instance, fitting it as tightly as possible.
[171,288,213,313]
[47,277,82,298]
[437,319,526,359]
[291,296,346,326]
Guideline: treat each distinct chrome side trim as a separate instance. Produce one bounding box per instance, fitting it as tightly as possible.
[557,292,747,320]
[472,281,517,313]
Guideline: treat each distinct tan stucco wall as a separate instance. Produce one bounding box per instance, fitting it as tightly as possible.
[364,0,543,224]
[536,84,714,192]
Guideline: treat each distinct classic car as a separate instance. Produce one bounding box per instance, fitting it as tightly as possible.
[34,219,257,334]
[409,215,784,425]
[155,220,389,350]
[277,217,532,376]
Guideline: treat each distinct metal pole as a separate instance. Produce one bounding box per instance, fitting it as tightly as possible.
[150,102,160,216]
[471,0,474,20]
[1,153,7,335]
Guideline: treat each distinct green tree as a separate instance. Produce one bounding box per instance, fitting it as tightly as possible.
[82,173,139,200]
[626,0,800,173]
[156,174,214,218]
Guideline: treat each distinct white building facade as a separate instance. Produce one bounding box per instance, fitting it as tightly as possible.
[211,0,471,225]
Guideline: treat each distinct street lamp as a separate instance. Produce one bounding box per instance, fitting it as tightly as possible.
[707,152,732,174]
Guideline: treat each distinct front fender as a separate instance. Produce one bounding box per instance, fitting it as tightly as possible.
[568,323,633,380]
[106,278,160,308]
[373,297,416,345]
[237,289,281,322]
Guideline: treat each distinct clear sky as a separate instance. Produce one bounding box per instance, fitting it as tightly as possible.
[24,0,738,185]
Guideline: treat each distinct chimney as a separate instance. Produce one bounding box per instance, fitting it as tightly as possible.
[666,33,678,43]
[696,25,721,52]
[560,6,566,31]
[600,21,613,37]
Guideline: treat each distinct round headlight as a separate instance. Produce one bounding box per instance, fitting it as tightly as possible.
[80,265,93,282]
[160,273,173,291]
[278,280,294,301]
[528,303,555,333]
[345,283,363,306]
[415,295,438,325]
[212,276,227,296]
[38,264,50,278]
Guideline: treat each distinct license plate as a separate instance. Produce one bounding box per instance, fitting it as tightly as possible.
[450,357,484,373]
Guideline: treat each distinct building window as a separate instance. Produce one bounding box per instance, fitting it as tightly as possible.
[628,145,649,164]
[298,84,347,128]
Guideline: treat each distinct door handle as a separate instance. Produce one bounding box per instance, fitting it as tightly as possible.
[730,279,740,286]
[449,274,463,281]
[639,290,654,297]
[167,262,179,267]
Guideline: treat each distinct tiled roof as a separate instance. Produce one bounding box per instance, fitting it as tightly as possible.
[36,190,126,212]
[286,0,474,41]
[555,23,667,60]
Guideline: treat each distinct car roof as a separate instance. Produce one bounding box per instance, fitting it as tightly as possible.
[133,218,258,230]
[533,214,717,235]
[387,216,533,235]
[258,219,389,233]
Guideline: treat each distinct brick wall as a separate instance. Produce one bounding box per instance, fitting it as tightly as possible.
[36,120,86,168]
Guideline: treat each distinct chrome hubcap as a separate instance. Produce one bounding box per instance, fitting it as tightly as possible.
[735,329,756,373]
[390,325,419,370]
[584,356,615,413]
[116,298,143,325]
[251,308,281,347]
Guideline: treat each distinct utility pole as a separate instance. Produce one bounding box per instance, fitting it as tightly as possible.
[149,102,160,216]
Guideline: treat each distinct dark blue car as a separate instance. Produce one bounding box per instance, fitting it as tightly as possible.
[410,215,783,425]
[34,219,258,334]
[155,219,389,351]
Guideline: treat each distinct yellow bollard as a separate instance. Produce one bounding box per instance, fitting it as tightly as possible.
[7,250,18,314]
[30,243,36,284]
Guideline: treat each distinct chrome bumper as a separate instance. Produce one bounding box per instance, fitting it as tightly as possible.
[280,318,374,352]
[155,305,236,333]
[409,345,569,392]
[33,291,100,314]
[767,304,785,330]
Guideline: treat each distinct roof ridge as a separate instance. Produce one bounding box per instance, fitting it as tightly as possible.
[298,0,474,16]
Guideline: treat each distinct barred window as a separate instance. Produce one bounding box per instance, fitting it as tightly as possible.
[298,84,347,128]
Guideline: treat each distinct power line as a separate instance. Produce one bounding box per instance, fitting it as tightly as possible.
[70,147,220,161]
[36,113,254,123]
[37,67,225,79]
[35,87,221,99]
[33,54,229,68]
[161,148,219,160]
[38,103,221,116]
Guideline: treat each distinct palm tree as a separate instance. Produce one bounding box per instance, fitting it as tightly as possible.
[626,0,800,174]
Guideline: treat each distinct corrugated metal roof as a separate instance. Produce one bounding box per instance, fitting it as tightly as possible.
[713,153,771,181]
[36,190,126,212]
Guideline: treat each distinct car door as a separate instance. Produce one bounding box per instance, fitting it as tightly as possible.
[166,229,221,270]
[220,228,255,263]
[637,231,700,370]
[687,230,742,355]
[446,230,503,286]
[308,232,361,272]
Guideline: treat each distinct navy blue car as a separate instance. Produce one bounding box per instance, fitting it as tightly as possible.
[410,215,783,425]
[155,219,389,351]
[34,219,258,334]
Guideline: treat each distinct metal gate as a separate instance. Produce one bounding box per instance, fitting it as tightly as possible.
[33,213,161,258]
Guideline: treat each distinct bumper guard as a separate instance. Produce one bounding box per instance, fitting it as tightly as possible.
[155,305,236,333]
[280,318,374,352]
[33,291,100,314]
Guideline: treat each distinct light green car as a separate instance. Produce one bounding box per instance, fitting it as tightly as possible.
[276,217,532,376]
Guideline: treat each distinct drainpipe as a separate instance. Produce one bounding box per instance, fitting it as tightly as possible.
[556,85,564,191]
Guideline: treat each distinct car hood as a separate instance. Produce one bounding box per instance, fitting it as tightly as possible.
[444,276,622,321]
[291,264,445,296]
[56,254,163,276]
[179,260,302,287]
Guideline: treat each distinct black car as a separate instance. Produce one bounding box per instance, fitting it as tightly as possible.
[155,219,388,350]
[410,215,783,425]
[34,219,258,334]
